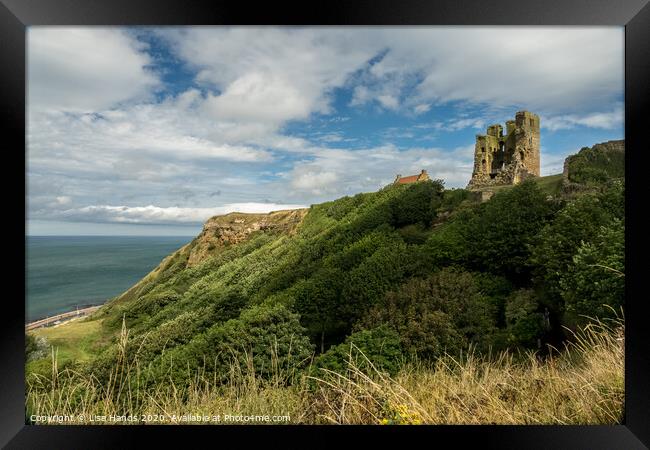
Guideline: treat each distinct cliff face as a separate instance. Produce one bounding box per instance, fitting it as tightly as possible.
[186,208,308,266]
[107,208,308,306]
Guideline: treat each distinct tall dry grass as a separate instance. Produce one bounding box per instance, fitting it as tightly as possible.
[26,316,624,425]
[307,316,624,424]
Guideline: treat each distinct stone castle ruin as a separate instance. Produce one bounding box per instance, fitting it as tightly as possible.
[467,111,540,189]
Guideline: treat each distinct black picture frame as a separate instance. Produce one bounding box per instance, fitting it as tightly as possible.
[2,1,648,448]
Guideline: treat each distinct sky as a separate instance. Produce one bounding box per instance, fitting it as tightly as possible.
[26,26,624,236]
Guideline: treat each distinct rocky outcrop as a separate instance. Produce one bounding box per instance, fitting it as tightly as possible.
[562,140,624,193]
[186,209,308,266]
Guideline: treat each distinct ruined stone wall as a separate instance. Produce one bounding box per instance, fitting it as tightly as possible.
[467,111,540,189]
[514,111,540,176]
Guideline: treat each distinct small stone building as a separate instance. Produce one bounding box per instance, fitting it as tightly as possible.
[467,111,540,189]
[394,170,431,185]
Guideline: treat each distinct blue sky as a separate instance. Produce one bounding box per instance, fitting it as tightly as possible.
[27,27,624,236]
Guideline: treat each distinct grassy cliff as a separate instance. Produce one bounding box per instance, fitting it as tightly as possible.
[26,141,625,424]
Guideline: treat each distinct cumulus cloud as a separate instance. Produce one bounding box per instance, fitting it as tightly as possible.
[56,203,307,225]
[283,143,475,199]
[28,27,160,112]
[540,148,577,176]
[542,106,624,131]
[26,27,624,233]
[346,27,623,114]
[443,117,488,132]
[158,28,378,127]
[414,104,431,115]
[291,170,340,195]
[27,94,275,184]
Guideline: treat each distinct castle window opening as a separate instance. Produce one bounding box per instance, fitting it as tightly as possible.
[519,150,525,161]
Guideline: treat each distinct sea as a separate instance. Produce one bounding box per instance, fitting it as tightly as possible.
[26,236,192,323]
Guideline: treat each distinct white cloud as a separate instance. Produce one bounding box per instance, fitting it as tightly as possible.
[57,203,307,225]
[26,27,624,233]
[540,149,572,176]
[202,72,312,125]
[27,94,275,182]
[377,94,399,110]
[55,196,72,205]
[159,28,378,127]
[346,27,623,114]
[284,143,475,197]
[542,106,624,131]
[445,117,487,132]
[28,27,160,112]
[291,170,340,195]
[414,104,431,114]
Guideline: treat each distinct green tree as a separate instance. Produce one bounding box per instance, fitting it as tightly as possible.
[362,268,496,360]
[293,267,348,353]
[560,218,624,322]
[423,180,555,282]
[389,179,445,227]
[530,182,624,311]
[505,289,545,348]
[465,180,556,280]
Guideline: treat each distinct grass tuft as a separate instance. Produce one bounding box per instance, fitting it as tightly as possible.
[26,316,624,425]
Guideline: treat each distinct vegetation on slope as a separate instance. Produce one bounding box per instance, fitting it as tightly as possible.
[26,142,625,424]
[26,315,624,425]
[565,140,625,186]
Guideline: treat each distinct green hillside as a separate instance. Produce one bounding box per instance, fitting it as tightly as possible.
[26,141,625,424]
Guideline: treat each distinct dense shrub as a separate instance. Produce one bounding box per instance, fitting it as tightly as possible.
[26,333,38,360]
[566,143,624,185]
[151,304,314,386]
[530,182,624,309]
[49,157,623,393]
[424,180,555,282]
[361,268,497,359]
[560,218,624,322]
[505,289,546,347]
[388,180,445,227]
[312,325,403,377]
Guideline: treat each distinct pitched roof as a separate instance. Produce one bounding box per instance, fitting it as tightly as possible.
[396,174,419,184]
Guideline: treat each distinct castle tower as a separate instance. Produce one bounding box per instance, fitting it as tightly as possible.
[467,111,540,189]
[513,111,540,177]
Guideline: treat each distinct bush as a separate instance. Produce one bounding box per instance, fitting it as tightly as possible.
[313,325,403,377]
[505,289,545,347]
[398,223,431,245]
[151,303,314,386]
[437,188,474,214]
[423,180,555,282]
[566,142,624,185]
[560,218,624,322]
[530,182,624,308]
[26,333,38,360]
[361,268,496,359]
[389,180,444,227]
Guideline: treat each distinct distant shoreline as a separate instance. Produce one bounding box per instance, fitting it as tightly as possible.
[26,304,103,331]
[26,235,191,328]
